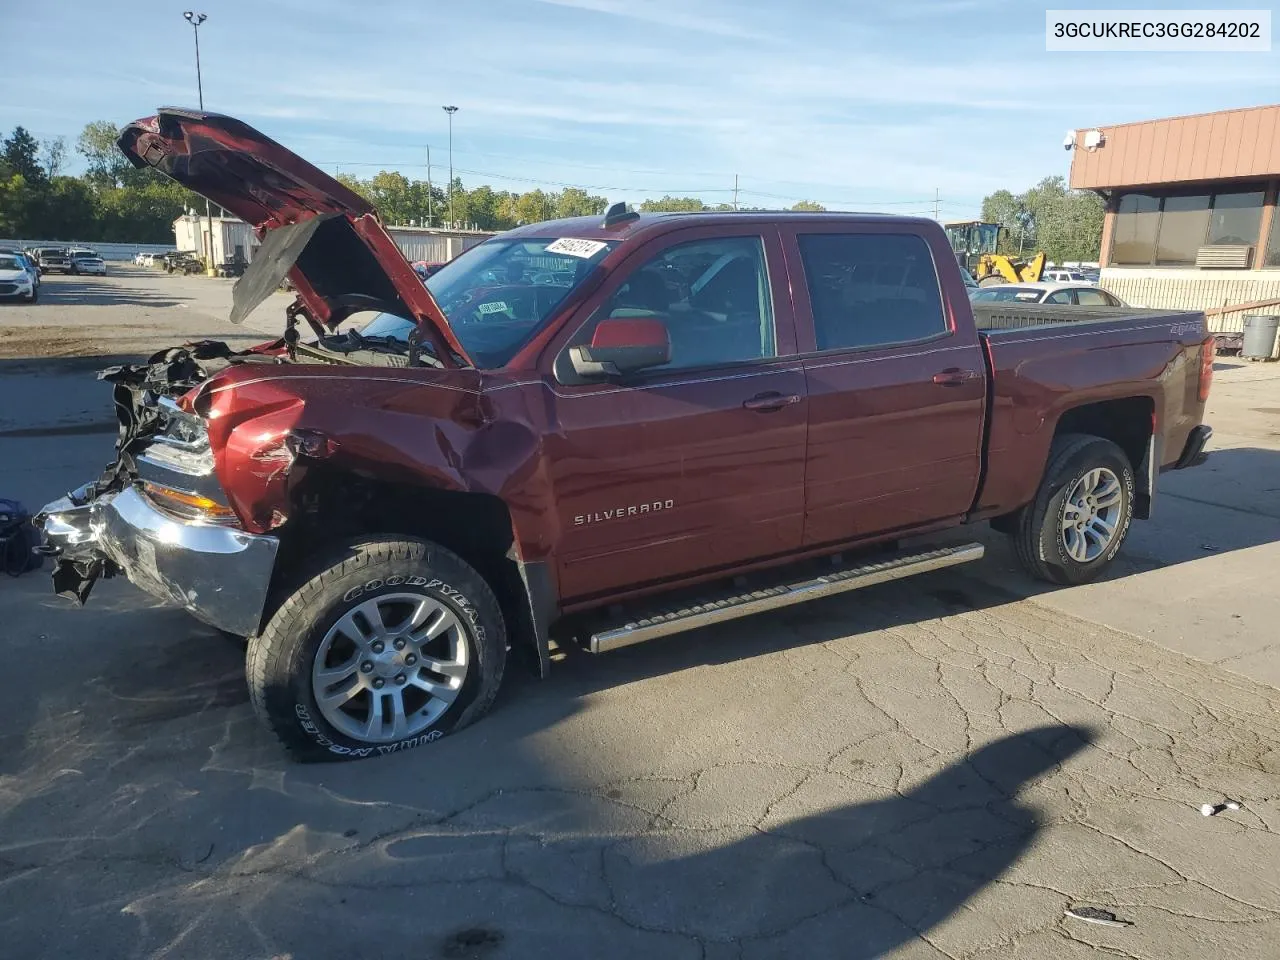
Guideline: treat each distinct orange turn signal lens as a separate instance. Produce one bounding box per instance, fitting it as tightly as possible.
[141,482,239,523]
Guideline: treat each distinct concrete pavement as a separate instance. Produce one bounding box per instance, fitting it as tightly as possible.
[1,270,1279,959]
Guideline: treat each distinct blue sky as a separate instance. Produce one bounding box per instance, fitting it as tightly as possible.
[3,1,1278,219]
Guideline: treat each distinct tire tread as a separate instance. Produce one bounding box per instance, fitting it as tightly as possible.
[247,536,505,761]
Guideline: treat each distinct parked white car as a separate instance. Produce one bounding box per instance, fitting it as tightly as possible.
[1043,269,1098,285]
[0,253,38,302]
[969,282,1128,307]
[69,250,107,276]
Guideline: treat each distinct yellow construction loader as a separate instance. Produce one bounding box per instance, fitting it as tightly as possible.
[943,221,1046,286]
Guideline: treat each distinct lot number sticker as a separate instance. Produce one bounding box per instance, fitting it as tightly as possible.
[477,301,509,314]
[546,238,608,259]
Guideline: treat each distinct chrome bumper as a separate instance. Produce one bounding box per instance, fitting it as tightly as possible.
[39,485,279,637]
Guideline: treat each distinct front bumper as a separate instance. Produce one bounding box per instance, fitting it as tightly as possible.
[0,281,32,298]
[39,485,279,637]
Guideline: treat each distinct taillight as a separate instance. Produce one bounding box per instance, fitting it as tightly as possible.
[1198,335,1214,402]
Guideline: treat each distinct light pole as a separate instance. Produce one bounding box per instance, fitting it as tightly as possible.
[183,11,216,276]
[442,105,458,228]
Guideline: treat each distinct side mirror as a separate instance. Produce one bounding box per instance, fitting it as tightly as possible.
[569,317,671,378]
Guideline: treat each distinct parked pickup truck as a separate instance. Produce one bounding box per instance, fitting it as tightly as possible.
[38,110,1214,761]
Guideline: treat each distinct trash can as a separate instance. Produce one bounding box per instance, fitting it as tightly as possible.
[1242,314,1280,361]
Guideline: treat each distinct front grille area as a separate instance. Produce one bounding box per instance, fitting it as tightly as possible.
[0,283,17,295]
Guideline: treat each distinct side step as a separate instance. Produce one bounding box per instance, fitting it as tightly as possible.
[587,542,984,654]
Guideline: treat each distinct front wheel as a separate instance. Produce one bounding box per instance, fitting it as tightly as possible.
[1012,434,1134,586]
[247,537,507,761]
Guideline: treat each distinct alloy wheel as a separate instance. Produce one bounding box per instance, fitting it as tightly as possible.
[1060,467,1123,563]
[311,593,469,742]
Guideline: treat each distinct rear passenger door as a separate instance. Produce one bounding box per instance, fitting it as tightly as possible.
[782,225,987,545]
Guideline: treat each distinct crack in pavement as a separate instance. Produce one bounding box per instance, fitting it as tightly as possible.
[3,580,1280,958]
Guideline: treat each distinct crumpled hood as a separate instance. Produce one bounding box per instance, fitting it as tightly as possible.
[117,108,472,367]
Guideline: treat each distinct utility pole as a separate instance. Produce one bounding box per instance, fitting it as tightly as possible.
[733,173,739,211]
[183,11,216,276]
[933,187,940,221]
[425,144,433,227]
[442,106,458,228]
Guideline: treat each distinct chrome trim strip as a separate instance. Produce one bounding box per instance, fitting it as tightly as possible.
[490,364,808,398]
[588,542,984,653]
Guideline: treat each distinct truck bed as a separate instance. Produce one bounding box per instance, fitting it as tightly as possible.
[972,302,1189,333]
[971,303,1210,519]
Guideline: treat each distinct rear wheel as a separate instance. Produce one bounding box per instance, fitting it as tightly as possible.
[1012,434,1134,585]
[247,537,507,761]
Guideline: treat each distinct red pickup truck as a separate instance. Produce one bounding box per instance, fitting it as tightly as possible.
[38,111,1213,761]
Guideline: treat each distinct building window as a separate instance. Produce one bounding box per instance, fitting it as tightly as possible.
[1111,188,1269,266]
[1155,194,1210,264]
[1208,191,1265,246]
[1268,209,1280,267]
[1111,193,1160,264]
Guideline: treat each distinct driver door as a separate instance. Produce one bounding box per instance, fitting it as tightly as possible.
[541,226,808,603]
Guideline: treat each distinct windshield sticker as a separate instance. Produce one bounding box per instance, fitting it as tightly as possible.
[545,238,608,259]
[477,300,509,315]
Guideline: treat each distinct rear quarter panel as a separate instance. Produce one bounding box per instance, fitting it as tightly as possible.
[977,311,1207,516]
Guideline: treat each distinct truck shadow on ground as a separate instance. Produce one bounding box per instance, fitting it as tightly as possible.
[3,568,1098,957]
[1,448,1274,956]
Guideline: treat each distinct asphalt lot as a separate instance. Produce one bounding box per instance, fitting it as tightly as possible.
[2,269,1280,959]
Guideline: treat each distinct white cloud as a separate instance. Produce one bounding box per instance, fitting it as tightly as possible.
[529,0,776,40]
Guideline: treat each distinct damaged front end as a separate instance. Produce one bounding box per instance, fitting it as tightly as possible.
[37,341,282,637]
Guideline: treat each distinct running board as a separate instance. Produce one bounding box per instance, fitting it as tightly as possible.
[587,542,984,654]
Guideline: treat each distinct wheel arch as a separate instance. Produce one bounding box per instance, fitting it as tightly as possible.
[1051,396,1155,519]
[270,465,554,677]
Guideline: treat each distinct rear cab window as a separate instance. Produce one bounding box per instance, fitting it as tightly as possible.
[795,233,948,351]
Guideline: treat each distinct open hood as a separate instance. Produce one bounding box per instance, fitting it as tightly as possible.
[118,108,471,366]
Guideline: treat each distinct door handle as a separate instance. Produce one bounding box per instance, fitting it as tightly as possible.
[743,392,802,412]
[932,368,981,386]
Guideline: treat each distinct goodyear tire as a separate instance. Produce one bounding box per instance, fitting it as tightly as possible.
[1013,434,1135,586]
[247,537,506,762]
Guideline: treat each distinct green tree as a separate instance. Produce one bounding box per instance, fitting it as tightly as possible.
[336,172,373,202]
[1021,176,1104,263]
[980,178,1104,263]
[3,126,45,186]
[640,195,706,212]
[24,176,98,238]
[463,184,510,230]
[366,170,415,224]
[98,179,192,242]
[40,136,68,179]
[0,173,31,235]
[77,120,132,188]
[514,188,556,224]
[554,186,607,219]
[791,200,826,212]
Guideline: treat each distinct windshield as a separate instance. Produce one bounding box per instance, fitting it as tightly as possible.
[970,287,1043,303]
[421,237,615,367]
[0,256,20,270]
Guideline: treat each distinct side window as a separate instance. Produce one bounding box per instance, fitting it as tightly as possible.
[797,234,947,350]
[1044,290,1076,305]
[1075,288,1110,306]
[594,236,775,370]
